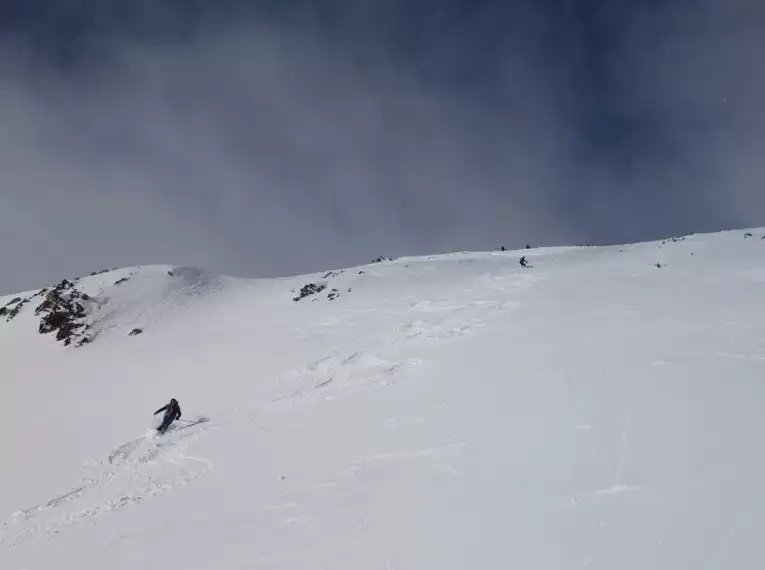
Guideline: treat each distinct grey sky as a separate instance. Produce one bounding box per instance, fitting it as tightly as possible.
[0,1,763,293]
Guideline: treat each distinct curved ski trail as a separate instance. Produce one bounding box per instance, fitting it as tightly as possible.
[0,416,214,547]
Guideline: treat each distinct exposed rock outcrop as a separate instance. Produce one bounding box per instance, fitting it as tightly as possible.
[293,282,327,302]
[35,279,92,346]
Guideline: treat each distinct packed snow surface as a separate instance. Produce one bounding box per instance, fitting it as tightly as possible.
[2,229,765,569]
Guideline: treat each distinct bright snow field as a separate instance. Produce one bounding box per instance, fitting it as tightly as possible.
[1,228,765,569]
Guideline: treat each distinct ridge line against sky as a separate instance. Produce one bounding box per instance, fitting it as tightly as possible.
[0,0,763,293]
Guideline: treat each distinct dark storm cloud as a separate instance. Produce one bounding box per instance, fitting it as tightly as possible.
[608,0,765,233]
[0,1,579,293]
[566,0,765,245]
[0,1,763,293]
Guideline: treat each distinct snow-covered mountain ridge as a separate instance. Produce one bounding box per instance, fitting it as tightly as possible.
[2,228,765,569]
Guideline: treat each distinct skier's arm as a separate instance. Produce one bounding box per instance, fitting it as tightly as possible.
[154,404,168,415]
[175,405,182,420]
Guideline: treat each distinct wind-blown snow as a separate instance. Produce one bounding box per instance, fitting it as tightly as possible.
[2,229,765,568]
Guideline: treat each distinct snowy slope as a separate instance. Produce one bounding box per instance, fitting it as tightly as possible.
[2,229,765,569]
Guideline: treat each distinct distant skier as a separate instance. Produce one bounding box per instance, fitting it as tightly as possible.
[519,256,528,267]
[154,398,182,434]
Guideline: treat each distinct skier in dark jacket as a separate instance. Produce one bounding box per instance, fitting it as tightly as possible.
[519,256,528,267]
[154,398,182,433]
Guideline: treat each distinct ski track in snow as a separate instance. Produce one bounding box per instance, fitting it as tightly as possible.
[0,417,214,547]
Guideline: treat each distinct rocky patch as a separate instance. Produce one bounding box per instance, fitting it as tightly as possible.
[35,279,92,346]
[3,298,29,322]
[1,278,93,345]
[292,267,356,303]
[293,282,327,302]
[659,236,687,247]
